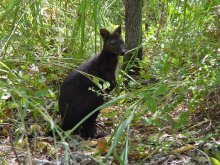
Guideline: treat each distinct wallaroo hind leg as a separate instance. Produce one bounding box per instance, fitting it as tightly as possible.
[60,97,104,138]
[60,105,86,131]
[78,111,106,139]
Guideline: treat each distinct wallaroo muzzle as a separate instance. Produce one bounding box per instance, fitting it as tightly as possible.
[120,49,126,56]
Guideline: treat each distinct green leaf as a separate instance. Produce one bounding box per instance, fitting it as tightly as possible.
[155,84,169,96]
[210,157,220,165]
[142,117,152,125]
[215,149,220,160]
[144,92,157,112]
[0,61,10,71]
[179,111,190,124]
[102,81,110,90]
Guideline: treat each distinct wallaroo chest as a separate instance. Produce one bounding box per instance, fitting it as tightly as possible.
[58,25,125,139]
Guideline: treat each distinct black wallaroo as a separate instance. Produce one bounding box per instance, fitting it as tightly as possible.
[58,26,125,138]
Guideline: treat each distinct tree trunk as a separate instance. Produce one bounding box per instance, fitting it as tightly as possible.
[213,5,220,44]
[123,0,143,77]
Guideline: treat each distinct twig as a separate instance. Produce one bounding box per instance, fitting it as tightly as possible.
[192,146,212,165]
[188,119,209,130]
[3,124,21,165]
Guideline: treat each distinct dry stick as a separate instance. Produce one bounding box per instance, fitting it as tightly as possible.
[6,125,21,165]
[188,119,209,131]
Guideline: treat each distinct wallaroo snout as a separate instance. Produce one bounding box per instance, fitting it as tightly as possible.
[58,25,125,139]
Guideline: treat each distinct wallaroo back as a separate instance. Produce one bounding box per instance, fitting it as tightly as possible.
[58,26,125,138]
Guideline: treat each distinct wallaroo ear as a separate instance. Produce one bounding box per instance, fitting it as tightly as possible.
[100,28,110,39]
[113,25,121,35]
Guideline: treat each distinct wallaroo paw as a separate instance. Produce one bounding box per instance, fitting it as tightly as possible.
[93,131,107,139]
[80,130,107,139]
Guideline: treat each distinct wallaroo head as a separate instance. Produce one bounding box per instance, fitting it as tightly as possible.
[100,25,126,56]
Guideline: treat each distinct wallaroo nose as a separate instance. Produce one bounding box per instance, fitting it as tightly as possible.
[120,49,126,55]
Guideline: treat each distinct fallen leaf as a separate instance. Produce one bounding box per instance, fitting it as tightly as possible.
[101,107,112,113]
[129,151,149,160]
[2,128,8,137]
[81,140,97,147]
[172,144,194,154]
[16,136,28,149]
[30,124,42,133]
[97,138,109,153]
[37,141,55,154]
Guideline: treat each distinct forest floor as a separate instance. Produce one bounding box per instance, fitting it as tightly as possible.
[0,104,220,165]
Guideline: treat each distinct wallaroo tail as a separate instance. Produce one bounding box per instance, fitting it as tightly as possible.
[58,26,125,139]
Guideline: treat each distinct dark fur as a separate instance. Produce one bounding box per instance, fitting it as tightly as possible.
[58,26,125,138]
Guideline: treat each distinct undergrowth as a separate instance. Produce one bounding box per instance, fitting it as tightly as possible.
[0,0,220,164]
